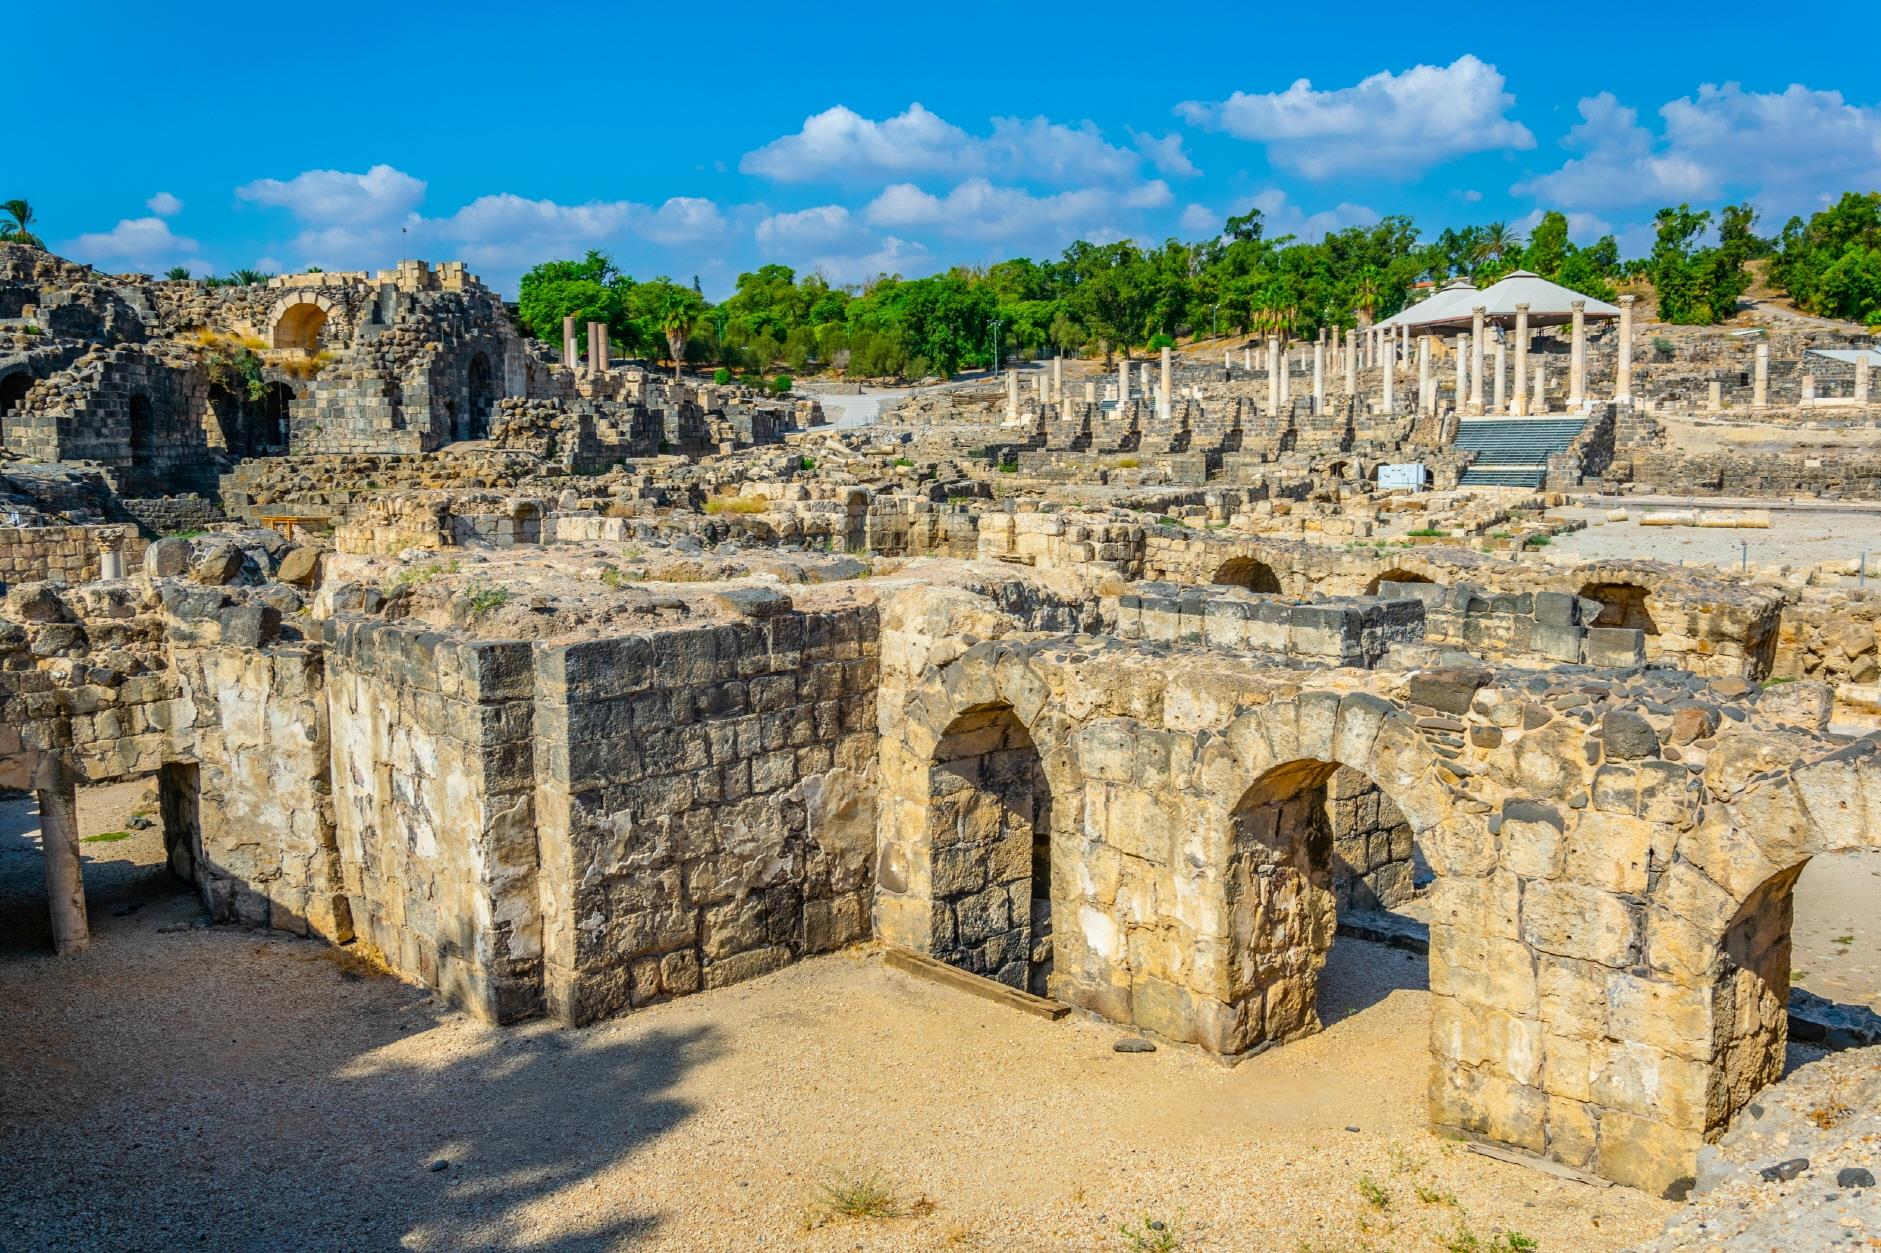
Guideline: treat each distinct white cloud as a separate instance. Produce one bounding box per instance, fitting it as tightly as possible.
[1131,130,1200,178]
[863,177,1171,248]
[236,163,427,226]
[1240,190,1379,241]
[634,196,729,245]
[1513,84,1881,218]
[1177,55,1534,179]
[754,205,929,284]
[1511,206,1614,241]
[742,103,1153,185]
[146,192,183,217]
[1178,203,1220,234]
[61,217,208,274]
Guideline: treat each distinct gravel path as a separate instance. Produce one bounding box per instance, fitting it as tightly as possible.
[2,795,1682,1252]
[1550,505,1881,571]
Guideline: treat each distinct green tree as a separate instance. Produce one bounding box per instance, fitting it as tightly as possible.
[1771,193,1881,322]
[0,200,42,248]
[517,251,635,357]
[164,266,193,281]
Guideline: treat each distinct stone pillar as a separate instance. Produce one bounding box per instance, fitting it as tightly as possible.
[1344,328,1358,395]
[1454,333,1469,414]
[1267,338,1280,414]
[1417,334,1433,416]
[1036,372,1047,403]
[1083,381,1096,404]
[97,543,122,581]
[562,315,578,371]
[1243,347,1253,371]
[1278,346,1291,407]
[1224,350,1231,374]
[1512,304,1530,416]
[1470,307,1486,415]
[1532,363,1546,414]
[1568,300,1587,407]
[1312,337,1325,411]
[1754,342,1769,409]
[1858,352,1872,405]
[1007,368,1020,421]
[36,755,87,955]
[1052,355,1064,403]
[1380,339,1396,415]
[1616,295,1635,404]
[1118,356,1130,408]
[1493,333,1508,415]
[587,321,607,376]
[1801,373,1816,406]
[1159,345,1172,419]
[1708,380,1724,412]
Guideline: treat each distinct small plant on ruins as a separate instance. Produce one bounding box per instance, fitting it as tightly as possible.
[164,528,207,539]
[1156,516,1187,527]
[799,455,817,471]
[463,584,511,617]
[998,458,1019,473]
[703,495,767,515]
[713,367,732,385]
[741,372,764,388]
[1117,1214,1180,1252]
[81,830,132,843]
[1356,1175,1391,1210]
[1525,534,1552,547]
[892,456,914,467]
[1407,526,1447,537]
[603,502,636,518]
[599,564,627,590]
[947,494,971,505]
[1114,456,1141,469]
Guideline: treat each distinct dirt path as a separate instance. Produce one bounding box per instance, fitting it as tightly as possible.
[0,799,1680,1252]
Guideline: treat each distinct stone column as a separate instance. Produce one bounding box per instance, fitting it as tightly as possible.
[1007,368,1020,421]
[1512,304,1530,417]
[562,315,578,371]
[1313,337,1325,412]
[1278,346,1291,407]
[1244,347,1253,371]
[1224,350,1231,374]
[1417,334,1433,416]
[1267,338,1280,414]
[1083,381,1096,404]
[1801,373,1816,406]
[1118,356,1130,408]
[1532,363,1546,414]
[1493,333,1508,414]
[587,321,607,375]
[1858,352,1872,405]
[1754,343,1769,409]
[1454,333,1469,414]
[1616,296,1635,404]
[1380,339,1396,415]
[36,755,87,955]
[1344,328,1358,395]
[1470,307,1487,415]
[1159,345,1172,419]
[1053,355,1064,403]
[1568,300,1587,407]
[97,542,122,581]
[1708,380,1724,412]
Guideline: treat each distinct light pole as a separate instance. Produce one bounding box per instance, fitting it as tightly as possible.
[991,317,1002,377]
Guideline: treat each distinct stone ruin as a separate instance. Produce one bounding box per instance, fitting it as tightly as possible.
[3,244,1879,1228]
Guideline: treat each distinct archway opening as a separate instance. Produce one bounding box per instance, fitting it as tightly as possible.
[1366,569,1435,596]
[258,382,293,454]
[925,703,1053,994]
[1227,758,1429,1054]
[128,394,155,461]
[465,351,495,441]
[1579,581,1659,635]
[1212,556,1282,594]
[0,370,30,422]
[272,302,328,355]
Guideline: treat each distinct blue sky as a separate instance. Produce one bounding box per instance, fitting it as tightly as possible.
[17,1,1879,296]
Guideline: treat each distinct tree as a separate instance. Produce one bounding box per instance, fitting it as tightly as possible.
[164,266,192,281]
[636,280,704,379]
[1771,193,1881,323]
[1650,203,1758,324]
[0,199,42,248]
[1473,222,1524,273]
[517,251,635,357]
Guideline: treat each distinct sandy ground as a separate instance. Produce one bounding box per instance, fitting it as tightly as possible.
[1549,503,1881,570]
[1,788,1871,1251]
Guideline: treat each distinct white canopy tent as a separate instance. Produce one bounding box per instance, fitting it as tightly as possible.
[1380,270,1619,332]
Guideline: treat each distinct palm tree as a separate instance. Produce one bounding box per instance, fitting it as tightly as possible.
[660,300,695,380]
[1,199,43,248]
[164,266,192,281]
[1250,284,1301,346]
[229,269,271,286]
[1352,270,1382,329]
[1474,222,1524,268]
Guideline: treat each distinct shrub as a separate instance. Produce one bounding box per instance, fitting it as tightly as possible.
[1114,456,1141,469]
[1652,335,1676,360]
[799,455,817,471]
[463,584,510,617]
[1148,332,1176,351]
[998,458,1019,473]
[740,372,764,388]
[713,367,731,385]
[770,373,793,393]
[892,456,913,468]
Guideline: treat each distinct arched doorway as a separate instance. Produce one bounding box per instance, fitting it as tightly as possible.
[128,395,155,461]
[1579,581,1658,634]
[258,382,293,453]
[1366,569,1435,596]
[464,351,495,441]
[925,703,1054,994]
[1212,556,1283,594]
[1226,756,1430,1050]
[0,371,30,445]
[272,302,328,354]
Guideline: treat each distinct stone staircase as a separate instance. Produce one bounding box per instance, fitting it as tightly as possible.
[1455,418,1586,488]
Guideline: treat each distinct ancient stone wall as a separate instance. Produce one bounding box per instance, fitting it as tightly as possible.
[532,608,880,1025]
[0,524,143,584]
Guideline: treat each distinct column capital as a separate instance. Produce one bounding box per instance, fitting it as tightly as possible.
[1571,299,1586,312]
[1619,294,1637,307]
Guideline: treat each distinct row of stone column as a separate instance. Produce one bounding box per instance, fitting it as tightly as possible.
[562,315,612,376]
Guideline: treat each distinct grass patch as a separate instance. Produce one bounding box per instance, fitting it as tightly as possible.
[1118,1214,1180,1252]
[1113,456,1141,469]
[383,559,459,593]
[703,495,767,515]
[799,1170,933,1231]
[1833,933,1855,946]
[892,456,914,467]
[997,458,1019,473]
[799,455,817,471]
[164,528,208,540]
[1357,1175,1390,1210]
[82,830,133,843]
[599,565,630,590]
[1525,534,1552,547]
[463,584,510,617]
[1407,526,1447,538]
[1156,516,1188,528]
[1442,1227,1538,1253]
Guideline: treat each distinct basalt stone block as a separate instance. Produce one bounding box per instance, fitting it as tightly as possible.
[216,604,281,649]
[1601,709,1660,760]
[1408,667,1492,715]
[1583,627,1646,669]
[1533,591,1580,626]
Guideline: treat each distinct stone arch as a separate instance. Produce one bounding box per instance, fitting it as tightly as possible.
[270,296,333,354]
[0,368,31,421]
[1212,555,1283,594]
[1365,568,1436,596]
[1579,581,1658,635]
[1324,459,1352,480]
[464,350,496,440]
